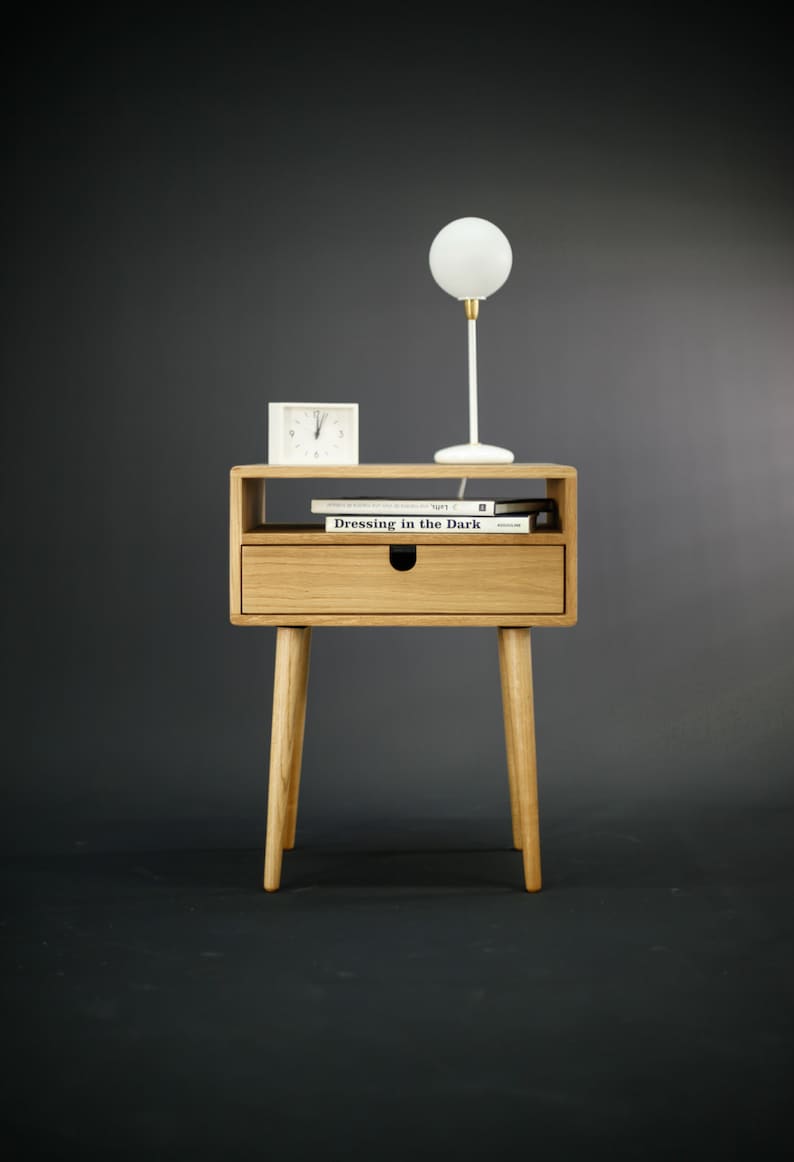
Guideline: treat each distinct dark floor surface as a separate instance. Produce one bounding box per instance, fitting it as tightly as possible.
[2,802,792,1161]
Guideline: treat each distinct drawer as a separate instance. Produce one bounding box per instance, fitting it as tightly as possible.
[241,545,565,615]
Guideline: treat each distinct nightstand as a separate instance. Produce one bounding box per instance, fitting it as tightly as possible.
[230,463,577,891]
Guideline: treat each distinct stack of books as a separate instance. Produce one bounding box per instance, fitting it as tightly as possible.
[309,495,559,534]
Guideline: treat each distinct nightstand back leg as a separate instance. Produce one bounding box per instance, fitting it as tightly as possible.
[264,626,311,891]
[497,628,523,850]
[498,628,542,891]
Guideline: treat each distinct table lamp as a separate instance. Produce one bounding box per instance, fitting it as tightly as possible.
[429,216,515,464]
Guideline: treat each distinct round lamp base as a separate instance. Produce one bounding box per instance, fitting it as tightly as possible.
[434,442,515,465]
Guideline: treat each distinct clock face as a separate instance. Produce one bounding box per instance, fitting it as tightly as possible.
[268,402,359,465]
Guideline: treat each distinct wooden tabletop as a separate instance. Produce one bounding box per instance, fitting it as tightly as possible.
[231,463,577,478]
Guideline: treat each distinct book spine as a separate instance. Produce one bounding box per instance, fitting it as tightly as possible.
[311,498,497,515]
[324,515,532,533]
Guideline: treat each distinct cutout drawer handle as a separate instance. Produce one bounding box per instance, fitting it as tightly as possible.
[389,545,417,571]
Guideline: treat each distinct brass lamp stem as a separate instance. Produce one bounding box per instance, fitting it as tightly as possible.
[463,298,479,320]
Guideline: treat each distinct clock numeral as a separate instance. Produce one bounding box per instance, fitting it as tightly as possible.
[289,430,295,438]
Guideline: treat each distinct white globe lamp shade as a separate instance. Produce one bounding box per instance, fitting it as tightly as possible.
[429,217,513,300]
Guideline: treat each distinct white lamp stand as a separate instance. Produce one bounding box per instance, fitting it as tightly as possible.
[429,217,515,465]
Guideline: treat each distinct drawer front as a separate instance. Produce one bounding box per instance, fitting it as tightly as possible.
[241,545,564,615]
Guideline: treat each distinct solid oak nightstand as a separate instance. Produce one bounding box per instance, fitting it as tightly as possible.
[230,463,577,892]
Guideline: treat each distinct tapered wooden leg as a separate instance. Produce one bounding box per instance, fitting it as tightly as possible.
[264,627,312,891]
[497,629,523,851]
[497,628,542,891]
[282,628,311,851]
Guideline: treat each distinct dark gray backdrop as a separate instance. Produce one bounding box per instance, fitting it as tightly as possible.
[4,7,792,857]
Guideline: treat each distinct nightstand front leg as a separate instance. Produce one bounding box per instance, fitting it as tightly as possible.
[283,628,312,851]
[264,626,312,891]
[497,628,542,892]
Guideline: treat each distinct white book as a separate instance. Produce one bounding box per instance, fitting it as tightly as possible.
[311,496,554,517]
[325,515,535,533]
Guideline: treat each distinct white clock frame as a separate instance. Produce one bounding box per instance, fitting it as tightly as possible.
[267,402,359,466]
